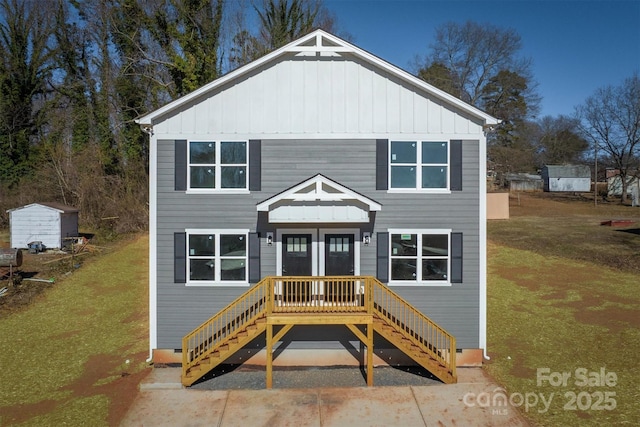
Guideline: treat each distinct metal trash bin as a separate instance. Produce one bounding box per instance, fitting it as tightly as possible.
[0,248,23,267]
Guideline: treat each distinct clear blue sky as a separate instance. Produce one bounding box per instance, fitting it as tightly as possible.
[324,0,640,119]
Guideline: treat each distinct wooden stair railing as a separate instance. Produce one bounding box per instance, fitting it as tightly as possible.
[371,280,457,383]
[182,279,269,386]
[181,276,457,387]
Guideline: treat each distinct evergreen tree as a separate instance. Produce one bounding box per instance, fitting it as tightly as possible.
[0,0,53,186]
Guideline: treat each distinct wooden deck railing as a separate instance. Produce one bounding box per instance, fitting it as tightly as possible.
[182,276,456,382]
[269,276,369,313]
[182,279,269,372]
[371,280,457,379]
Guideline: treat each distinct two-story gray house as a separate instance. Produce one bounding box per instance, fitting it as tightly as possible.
[137,30,498,387]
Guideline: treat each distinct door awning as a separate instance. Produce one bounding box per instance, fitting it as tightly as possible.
[256,174,381,223]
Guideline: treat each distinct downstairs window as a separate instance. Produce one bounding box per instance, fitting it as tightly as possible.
[186,229,248,285]
[389,230,452,285]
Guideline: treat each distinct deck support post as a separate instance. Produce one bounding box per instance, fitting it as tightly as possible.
[367,324,373,386]
[266,323,273,389]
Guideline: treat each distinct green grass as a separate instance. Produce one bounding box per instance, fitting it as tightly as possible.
[0,235,149,426]
[486,242,640,426]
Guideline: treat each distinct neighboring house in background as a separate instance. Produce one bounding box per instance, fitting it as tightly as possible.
[542,165,591,192]
[136,30,498,385]
[7,202,79,249]
[606,169,640,201]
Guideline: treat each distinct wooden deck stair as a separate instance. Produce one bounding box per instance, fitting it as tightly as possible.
[181,276,457,387]
[183,317,267,384]
[372,316,455,384]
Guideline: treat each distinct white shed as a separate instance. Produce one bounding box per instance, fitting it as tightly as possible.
[7,203,79,249]
[542,165,591,192]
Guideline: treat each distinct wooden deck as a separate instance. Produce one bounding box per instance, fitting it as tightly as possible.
[181,276,456,387]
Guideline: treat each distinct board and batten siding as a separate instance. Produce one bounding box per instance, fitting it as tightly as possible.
[155,138,480,349]
[152,55,484,138]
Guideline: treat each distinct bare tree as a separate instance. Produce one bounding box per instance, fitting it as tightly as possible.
[228,0,339,69]
[417,21,538,110]
[535,115,589,166]
[577,74,640,203]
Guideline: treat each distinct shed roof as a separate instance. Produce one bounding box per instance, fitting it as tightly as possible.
[7,202,79,214]
[543,165,591,178]
[136,30,498,128]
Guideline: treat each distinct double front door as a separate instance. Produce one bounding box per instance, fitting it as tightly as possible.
[281,233,355,276]
[279,230,358,303]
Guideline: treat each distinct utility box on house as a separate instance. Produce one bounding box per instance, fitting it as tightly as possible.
[542,165,591,192]
[7,203,79,249]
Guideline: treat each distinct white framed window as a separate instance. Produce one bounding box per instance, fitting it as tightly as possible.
[389,141,449,191]
[188,141,247,191]
[389,229,451,286]
[186,229,248,286]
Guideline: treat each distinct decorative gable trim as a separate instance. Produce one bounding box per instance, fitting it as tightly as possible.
[257,174,381,224]
[257,174,381,211]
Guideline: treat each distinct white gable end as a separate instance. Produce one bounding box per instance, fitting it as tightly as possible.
[141,30,496,138]
[154,57,481,137]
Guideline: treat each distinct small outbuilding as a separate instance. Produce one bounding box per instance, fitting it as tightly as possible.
[7,202,79,249]
[505,173,543,192]
[542,165,591,192]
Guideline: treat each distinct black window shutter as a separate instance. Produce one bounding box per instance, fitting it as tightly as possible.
[376,139,388,190]
[248,232,261,283]
[376,232,389,283]
[249,140,261,191]
[174,232,187,283]
[450,232,463,283]
[450,140,462,191]
[175,140,187,191]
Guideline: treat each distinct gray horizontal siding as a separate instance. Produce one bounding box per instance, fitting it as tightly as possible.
[155,138,481,349]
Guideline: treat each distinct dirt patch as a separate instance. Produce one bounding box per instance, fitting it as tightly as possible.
[497,263,596,294]
[573,306,639,333]
[0,352,150,426]
[502,338,536,380]
[62,351,150,426]
[0,399,60,425]
[551,294,640,333]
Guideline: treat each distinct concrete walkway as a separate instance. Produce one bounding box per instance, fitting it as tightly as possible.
[120,367,532,426]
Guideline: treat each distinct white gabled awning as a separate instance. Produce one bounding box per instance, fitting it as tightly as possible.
[257,174,381,223]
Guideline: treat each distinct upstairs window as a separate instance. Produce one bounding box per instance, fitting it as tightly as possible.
[390,141,448,190]
[189,141,247,190]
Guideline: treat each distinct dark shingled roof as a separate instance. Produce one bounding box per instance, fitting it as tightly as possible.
[37,202,79,213]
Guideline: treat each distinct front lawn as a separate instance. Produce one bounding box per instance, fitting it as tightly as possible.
[0,235,149,426]
[486,193,640,426]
